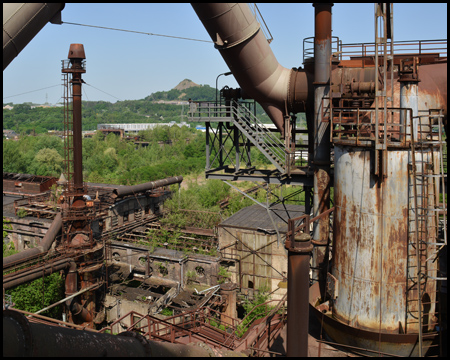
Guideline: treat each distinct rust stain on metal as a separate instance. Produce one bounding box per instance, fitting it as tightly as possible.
[332,146,413,334]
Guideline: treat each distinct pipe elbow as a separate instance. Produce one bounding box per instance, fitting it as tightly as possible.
[192,3,311,137]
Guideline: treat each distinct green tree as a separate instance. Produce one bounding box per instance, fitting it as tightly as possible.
[6,272,65,318]
[3,140,27,173]
[32,148,64,176]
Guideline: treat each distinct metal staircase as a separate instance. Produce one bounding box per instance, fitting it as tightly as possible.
[188,100,293,175]
[233,101,292,174]
[406,111,446,356]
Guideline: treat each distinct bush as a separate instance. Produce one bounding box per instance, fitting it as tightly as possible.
[236,286,273,337]
[6,272,65,319]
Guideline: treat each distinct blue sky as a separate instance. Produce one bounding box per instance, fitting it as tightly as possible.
[3,3,447,105]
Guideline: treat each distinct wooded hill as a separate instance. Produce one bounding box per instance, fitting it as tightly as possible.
[3,79,273,135]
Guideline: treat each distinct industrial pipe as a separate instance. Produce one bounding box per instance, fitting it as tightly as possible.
[285,233,313,357]
[312,3,333,287]
[3,3,64,70]
[3,309,247,357]
[112,176,183,199]
[63,260,92,323]
[191,3,312,137]
[3,213,62,267]
[3,257,72,290]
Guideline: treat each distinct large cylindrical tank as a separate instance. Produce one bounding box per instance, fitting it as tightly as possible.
[332,144,439,334]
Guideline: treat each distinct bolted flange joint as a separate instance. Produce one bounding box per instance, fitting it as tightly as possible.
[285,233,314,253]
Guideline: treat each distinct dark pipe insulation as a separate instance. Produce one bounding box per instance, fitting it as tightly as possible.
[112,176,183,199]
[3,310,247,357]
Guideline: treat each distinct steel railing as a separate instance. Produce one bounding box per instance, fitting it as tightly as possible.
[330,107,413,148]
[304,38,447,63]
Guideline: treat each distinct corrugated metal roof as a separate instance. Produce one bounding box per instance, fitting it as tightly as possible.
[219,204,305,234]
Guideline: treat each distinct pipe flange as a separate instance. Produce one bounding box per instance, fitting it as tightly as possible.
[117,331,152,357]
[285,233,314,253]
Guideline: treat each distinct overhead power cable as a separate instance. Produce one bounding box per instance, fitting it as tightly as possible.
[62,21,213,43]
[84,83,122,101]
[3,84,60,100]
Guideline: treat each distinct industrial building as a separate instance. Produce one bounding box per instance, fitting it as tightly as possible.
[3,2,447,357]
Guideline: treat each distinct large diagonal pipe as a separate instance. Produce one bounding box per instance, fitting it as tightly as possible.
[191,3,312,138]
[3,3,64,70]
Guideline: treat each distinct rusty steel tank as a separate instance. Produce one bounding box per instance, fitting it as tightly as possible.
[320,143,441,356]
[332,146,439,321]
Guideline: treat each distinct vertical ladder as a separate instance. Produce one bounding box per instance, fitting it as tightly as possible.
[62,69,74,185]
[407,111,446,356]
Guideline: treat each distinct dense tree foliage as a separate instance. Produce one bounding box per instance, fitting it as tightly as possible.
[3,126,206,184]
[5,273,65,318]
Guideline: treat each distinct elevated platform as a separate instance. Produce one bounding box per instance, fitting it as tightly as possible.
[205,166,321,186]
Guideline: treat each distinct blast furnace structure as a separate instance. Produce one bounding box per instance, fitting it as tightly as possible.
[191,3,447,357]
[2,2,447,357]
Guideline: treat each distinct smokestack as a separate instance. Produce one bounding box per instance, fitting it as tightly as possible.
[62,44,86,195]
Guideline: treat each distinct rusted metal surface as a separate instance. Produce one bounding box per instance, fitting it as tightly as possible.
[313,3,333,84]
[3,308,250,357]
[312,4,333,298]
[3,172,58,195]
[329,62,447,138]
[3,258,72,290]
[406,147,440,335]
[332,145,411,333]
[309,283,437,357]
[284,231,313,357]
[112,176,183,199]
[66,44,86,193]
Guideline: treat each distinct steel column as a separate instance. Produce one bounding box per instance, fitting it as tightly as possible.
[312,3,333,287]
[285,233,313,357]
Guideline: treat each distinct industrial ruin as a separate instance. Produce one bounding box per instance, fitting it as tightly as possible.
[3,3,447,357]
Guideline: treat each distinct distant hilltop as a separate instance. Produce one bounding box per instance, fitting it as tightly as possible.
[173,79,200,91]
[145,79,215,102]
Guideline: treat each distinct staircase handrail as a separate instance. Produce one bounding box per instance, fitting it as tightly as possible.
[231,100,291,172]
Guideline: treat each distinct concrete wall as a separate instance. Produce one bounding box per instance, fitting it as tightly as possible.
[5,218,53,252]
[184,254,220,286]
[104,193,168,231]
[109,242,220,288]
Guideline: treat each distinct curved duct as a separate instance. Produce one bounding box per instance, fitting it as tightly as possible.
[65,261,93,323]
[112,176,183,199]
[191,3,311,137]
[3,3,65,70]
[3,213,62,267]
